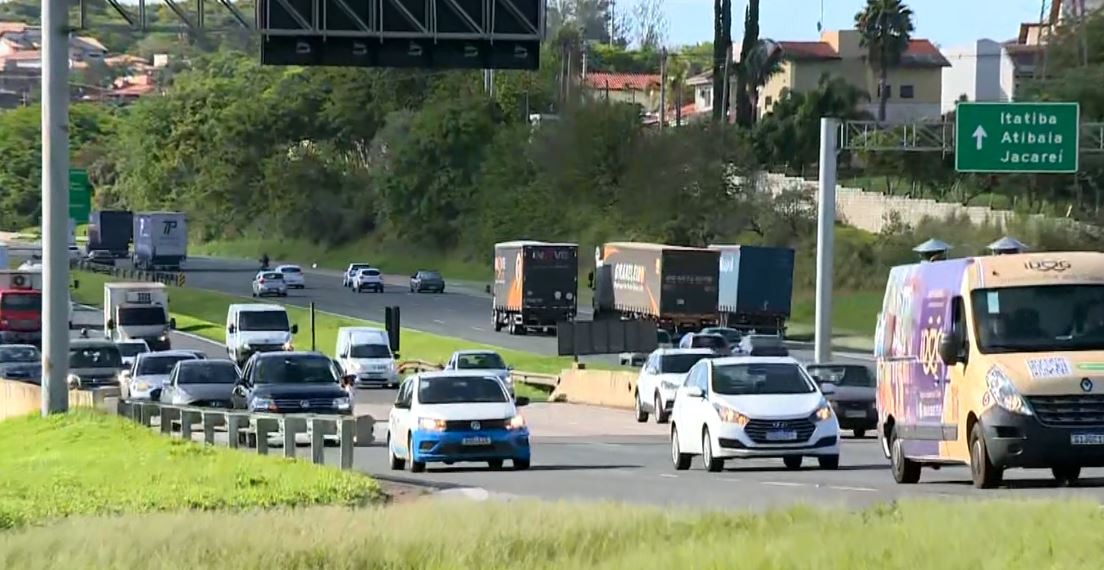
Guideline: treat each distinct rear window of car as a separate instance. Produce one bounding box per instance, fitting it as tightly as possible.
[419,271,442,278]
[261,273,283,280]
[280,267,302,274]
[361,269,380,276]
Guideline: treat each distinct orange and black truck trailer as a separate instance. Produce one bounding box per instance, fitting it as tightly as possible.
[492,241,579,335]
[592,242,720,334]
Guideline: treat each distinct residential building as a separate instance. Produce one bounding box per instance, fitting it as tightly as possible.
[757,29,949,122]
[582,72,661,113]
[940,40,1018,113]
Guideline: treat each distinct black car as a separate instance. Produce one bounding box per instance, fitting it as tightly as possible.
[410,270,445,294]
[160,359,240,408]
[737,334,789,357]
[805,363,876,438]
[85,250,116,267]
[0,344,41,383]
[232,351,355,415]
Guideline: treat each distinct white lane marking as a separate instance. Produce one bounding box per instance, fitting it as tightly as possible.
[658,474,678,479]
[722,477,745,482]
[828,485,877,492]
[433,319,446,324]
[761,481,805,487]
[470,326,486,332]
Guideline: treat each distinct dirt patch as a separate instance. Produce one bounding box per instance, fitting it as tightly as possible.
[380,481,433,505]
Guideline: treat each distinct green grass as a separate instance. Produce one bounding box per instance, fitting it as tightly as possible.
[789,289,882,347]
[72,270,572,400]
[0,411,380,529]
[1,499,1103,568]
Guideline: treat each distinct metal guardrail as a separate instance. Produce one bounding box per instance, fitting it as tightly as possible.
[396,359,559,389]
[116,400,373,470]
[72,260,186,287]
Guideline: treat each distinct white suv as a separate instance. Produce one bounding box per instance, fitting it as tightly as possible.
[670,356,840,472]
[634,348,715,424]
[343,263,372,288]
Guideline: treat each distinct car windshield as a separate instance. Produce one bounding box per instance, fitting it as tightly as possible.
[177,361,239,384]
[238,310,289,331]
[972,285,1104,353]
[350,344,390,358]
[712,363,815,395]
[280,267,301,274]
[692,335,727,349]
[137,355,195,375]
[703,328,742,344]
[69,346,123,369]
[118,306,166,326]
[0,345,38,362]
[116,342,149,357]
[806,365,874,387]
[456,353,506,369]
[418,376,508,404]
[255,355,338,384]
[0,292,40,311]
[659,353,712,374]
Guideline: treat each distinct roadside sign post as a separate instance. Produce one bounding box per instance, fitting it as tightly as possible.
[955,102,1080,174]
[68,168,92,224]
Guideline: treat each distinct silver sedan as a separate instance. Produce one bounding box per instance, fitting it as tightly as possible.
[252,271,288,297]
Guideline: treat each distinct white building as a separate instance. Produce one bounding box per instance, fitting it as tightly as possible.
[940,39,1018,114]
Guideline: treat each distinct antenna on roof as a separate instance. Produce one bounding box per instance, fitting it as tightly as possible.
[817,0,824,32]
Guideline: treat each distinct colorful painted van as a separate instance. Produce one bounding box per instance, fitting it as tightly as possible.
[875,251,1104,488]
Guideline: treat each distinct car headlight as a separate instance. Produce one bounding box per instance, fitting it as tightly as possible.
[251,397,276,411]
[241,343,252,350]
[133,381,150,392]
[283,342,294,351]
[67,373,81,388]
[985,366,1033,416]
[333,397,351,411]
[566,292,574,300]
[159,334,168,341]
[660,379,681,390]
[713,403,749,426]
[418,417,446,431]
[813,400,834,421]
[506,415,526,430]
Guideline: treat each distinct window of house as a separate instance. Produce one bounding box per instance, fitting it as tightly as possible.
[900,85,915,99]
[879,84,892,99]
[764,96,773,107]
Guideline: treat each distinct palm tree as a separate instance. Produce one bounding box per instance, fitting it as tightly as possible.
[744,39,784,124]
[855,0,914,122]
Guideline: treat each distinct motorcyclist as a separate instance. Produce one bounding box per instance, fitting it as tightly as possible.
[260,253,270,270]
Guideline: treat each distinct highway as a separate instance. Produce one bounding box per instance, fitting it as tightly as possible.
[65,304,1104,509]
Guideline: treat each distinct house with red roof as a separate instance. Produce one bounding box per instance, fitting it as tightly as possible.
[583,72,662,114]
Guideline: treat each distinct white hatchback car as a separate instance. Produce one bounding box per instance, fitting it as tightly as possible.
[252,271,288,297]
[275,264,305,289]
[670,356,840,472]
[343,263,372,288]
[354,268,384,293]
[634,348,716,424]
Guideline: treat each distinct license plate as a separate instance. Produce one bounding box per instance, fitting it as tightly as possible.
[1071,433,1104,446]
[462,436,491,446]
[765,430,797,442]
[845,410,868,418]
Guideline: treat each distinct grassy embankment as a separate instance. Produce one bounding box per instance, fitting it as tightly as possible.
[0,411,379,530]
[194,236,882,349]
[2,498,1103,568]
[72,270,573,400]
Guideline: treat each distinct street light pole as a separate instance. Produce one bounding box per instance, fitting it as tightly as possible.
[814,117,839,364]
[40,0,71,415]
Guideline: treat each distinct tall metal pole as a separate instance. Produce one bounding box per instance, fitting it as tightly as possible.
[814,118,839,364]
[659,47,667,130]
[41,0,70,415]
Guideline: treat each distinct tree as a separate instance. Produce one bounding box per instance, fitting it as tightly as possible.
[733,0,759,127]
[854,0,914,122]
[737,39,783,126]
[711,0,732,122]
[631,0,667,51]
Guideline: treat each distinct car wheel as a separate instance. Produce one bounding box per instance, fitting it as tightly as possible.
[889,426,921,484]
[702,428,723,472]
[407,436,426,473]
[969,421,1003,489]
[654,393,669,424]
[818,455,840,470]
[513,458,530,470]
[671,427,691,470]
[388,434,405,470]
[1052,466,1081,486]
[783,456,803,470]
[634,392,649,423]
[854,429,867,438]
[488,459,504,470]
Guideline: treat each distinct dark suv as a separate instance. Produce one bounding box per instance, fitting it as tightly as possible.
[232,351,355,415]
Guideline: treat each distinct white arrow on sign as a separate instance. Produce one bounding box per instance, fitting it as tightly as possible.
[513,45,528,58]
[352,42,367,56]
[408,42,423,57]
[464,45,478,57]
[972,125,988,150]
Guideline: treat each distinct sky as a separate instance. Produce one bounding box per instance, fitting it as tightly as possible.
[661,0,1049,48]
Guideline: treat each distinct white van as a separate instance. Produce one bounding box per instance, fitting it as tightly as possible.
[225,303,298,366]
[335,327,398,388]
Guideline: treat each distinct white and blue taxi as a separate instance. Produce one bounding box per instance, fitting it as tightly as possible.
[387,370,531,472]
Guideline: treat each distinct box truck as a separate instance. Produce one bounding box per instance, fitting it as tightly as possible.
[133,212,187,270]
[0,270,42,345]
[104,282,175,350]
[710,244,795,336]
[590,242,719,334]
[87,210,133,258]
[492,241,578,335]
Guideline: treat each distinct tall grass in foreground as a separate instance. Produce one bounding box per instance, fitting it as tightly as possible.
[1,499,1103,569]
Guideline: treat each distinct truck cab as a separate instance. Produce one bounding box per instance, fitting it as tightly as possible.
[0,271,43,345]
[104,283,175,351]
[876,251,1104,489]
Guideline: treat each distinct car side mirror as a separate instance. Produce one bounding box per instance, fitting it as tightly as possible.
[685,386,704,398]
[106,319,116,330]
[227,324,236,334]
[341,374,356,388]
[169,318,177,330]
[120,370,131,379]
[232,385,246,398]
[820,382,837,396]
[394,400,410,410]
[290,324,299,334]
[515,396,530,407]
[939,333,962,366]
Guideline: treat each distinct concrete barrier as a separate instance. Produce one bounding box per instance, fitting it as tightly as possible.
[549,368,638,409]
[0,379,104,421]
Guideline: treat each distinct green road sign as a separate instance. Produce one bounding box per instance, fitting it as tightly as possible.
[68,168,91,223]
[955,102,1080,174]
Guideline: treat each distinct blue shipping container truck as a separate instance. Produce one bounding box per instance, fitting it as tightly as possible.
[710,245,795,336]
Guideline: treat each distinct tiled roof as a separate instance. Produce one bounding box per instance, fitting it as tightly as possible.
[777,38,949,67]
[778,41,840,60]
[583,72,660,91]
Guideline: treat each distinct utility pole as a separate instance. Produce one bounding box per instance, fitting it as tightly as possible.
[659,47,668,130]
[814,118,839,364]
[41,0,70,415]
[484,69,495,97]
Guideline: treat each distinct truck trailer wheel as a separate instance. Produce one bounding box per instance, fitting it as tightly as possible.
[493,312,503,332]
